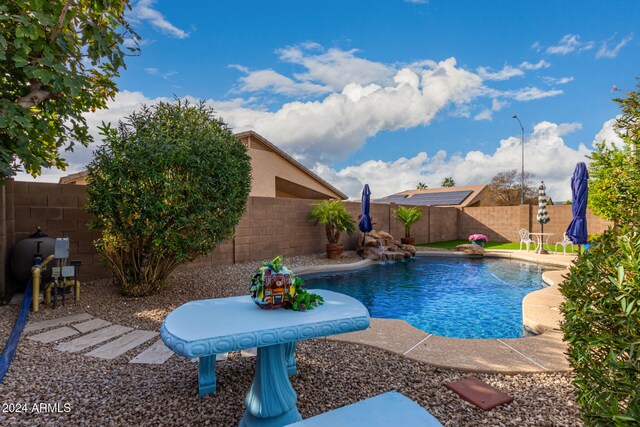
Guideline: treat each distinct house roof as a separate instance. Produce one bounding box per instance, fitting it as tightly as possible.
[58,130,348,200]
[235,131,347,200]
[375,184,488,207]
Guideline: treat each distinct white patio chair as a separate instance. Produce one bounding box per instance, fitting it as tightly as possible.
[519,228,534,251]
[555,232,575,256]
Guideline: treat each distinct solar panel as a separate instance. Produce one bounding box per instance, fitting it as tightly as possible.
[374,190,473,206]
[406,190,473,206]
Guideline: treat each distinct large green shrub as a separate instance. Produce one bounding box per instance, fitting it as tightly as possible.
[560,228,640,425]
[87,100,251,296]
[561,81,640,425]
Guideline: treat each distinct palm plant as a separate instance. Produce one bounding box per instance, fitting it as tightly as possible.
[308,200,356,244]
[393,206,423,239]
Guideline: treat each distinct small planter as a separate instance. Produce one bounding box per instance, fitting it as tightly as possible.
[326,243,344,259]
[401,237,415,245]
[471,240,485,247]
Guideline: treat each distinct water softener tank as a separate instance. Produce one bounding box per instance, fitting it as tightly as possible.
[9,226,55,290]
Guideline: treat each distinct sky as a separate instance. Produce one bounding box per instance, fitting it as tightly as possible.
[16,0,640,201]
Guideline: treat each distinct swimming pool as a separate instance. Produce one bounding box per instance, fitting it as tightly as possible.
[302,257,546,339]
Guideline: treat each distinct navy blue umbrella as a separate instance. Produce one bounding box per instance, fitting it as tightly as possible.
[566,162,589,245]
[358,184,373,234]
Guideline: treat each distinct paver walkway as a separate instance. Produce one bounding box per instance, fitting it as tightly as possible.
[22,314,254,365]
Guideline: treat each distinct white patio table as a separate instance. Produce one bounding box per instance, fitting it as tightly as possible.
[161,289,370,427]
[529,232,554,254]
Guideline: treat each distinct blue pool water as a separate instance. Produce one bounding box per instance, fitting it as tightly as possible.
[302,257,545,339]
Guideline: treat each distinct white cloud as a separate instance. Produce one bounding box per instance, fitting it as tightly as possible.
[531,41,542,52]
[593,117,623,148]
[477,65,523,81]
[219,58,483,163]
[130,0,189,39]
[491,98,507,112]
[546,34,594,55]
[520,60,550,70]
[313,120,593,201]
[405,0,428,3]
[277,45,396,90]
[596,34,634,59]
[474,109,493,121]
[232,68,331,96]
[543,76,574,85]
[503,86,563,101]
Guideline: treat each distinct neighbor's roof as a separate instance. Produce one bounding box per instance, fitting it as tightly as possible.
[374,184,488,207]
[235,131,347,200]
[58,131,348,200]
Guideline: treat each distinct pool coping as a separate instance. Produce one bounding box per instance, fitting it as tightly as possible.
[300,249,575,374]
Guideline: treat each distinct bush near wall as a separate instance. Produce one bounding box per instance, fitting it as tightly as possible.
[560,227,640,425]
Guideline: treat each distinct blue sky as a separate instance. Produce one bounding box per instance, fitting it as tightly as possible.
[20,0,639,200]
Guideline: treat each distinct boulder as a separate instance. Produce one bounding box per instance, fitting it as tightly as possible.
[455,244,484,256]
[364,236,377,247]
[400,244,416,256]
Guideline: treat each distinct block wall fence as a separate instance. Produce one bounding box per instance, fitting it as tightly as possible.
[0,180,612,298]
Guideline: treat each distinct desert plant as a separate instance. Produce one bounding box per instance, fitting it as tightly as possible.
[560,227,640,425]
[393,206,423,238]
[87,100,251,296]
[308,200,356,244]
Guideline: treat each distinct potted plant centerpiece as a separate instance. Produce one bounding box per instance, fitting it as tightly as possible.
[393,206,423,245]
[468,234,489,247]
[309,200,356,259]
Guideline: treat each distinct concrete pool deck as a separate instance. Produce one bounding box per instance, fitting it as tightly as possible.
[301,249,576,374]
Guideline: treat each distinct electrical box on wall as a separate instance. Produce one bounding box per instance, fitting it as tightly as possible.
[54,238,69,259]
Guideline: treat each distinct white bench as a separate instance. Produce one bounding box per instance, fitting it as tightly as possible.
[286,391,443,426]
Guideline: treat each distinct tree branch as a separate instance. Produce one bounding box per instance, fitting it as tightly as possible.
[49,0,74,43]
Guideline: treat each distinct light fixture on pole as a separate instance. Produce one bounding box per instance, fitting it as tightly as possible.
[512,114,525,205]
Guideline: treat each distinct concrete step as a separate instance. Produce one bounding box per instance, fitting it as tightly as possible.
[130,339,175,364]
[56,325,132,353]
[25,313,93,333]
[73,318,112,333]
[27,326,79,344]
[86,330,157,360]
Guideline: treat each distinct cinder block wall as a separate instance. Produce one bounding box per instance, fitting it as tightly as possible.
[0,179,614,299]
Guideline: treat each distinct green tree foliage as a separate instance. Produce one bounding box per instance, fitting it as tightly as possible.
[588,81,640,224]
[441,177,455,187]
[561,81,640,425]
[485,169,537,205]
[416,182,428,189]
[0,0,138,179]
[308,200,356,244]
[86,100,251,296]
[560,228,640,425]
[393,206,423,238]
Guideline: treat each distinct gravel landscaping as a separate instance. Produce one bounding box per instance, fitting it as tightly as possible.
[0,252,582,426]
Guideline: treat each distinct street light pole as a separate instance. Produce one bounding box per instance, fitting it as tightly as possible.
[512,115,525,205]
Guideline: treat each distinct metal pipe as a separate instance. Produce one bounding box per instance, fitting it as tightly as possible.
[31,254,55,312]
[512,115,525,205]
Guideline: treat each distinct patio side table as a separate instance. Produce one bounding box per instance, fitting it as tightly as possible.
[161,289,370,427]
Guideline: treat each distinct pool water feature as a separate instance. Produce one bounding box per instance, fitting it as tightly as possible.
[302,257,545,339]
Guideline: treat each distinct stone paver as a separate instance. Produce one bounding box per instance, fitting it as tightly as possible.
[27,326,79,344]
[86,330,157,360]
[130,340,175,364]
[500,330,570,372]
[24,313,93,333]
[329,318,430,355]
[405,335,543,373]
[56,325,132,353]
[73,318,112,333]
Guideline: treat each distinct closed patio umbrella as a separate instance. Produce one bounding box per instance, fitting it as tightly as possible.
[566,162,589,245]
[358,184,373,246]
[537,181,550,234]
